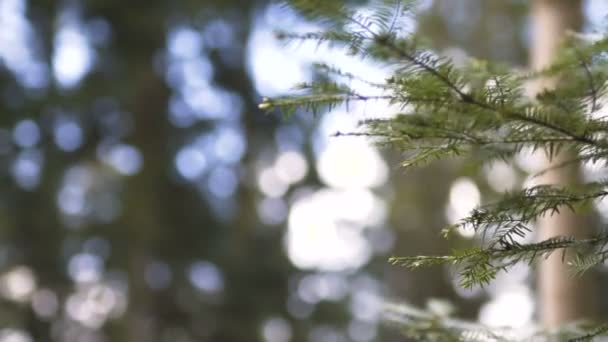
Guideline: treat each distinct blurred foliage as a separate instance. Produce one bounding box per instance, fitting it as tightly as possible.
[417,0,529,65]
[1,0,293,341]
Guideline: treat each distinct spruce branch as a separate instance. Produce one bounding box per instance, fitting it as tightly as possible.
[385,302,608,341]
[568,323,608,342]
[441,183,608,246]
[383,302,511,341]
[390,234,608,288]
[268,1,608,339]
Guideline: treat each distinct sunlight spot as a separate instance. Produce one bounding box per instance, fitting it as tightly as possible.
[249,3,391,98]
[416,0,434,12]
[168,26,203,59]
[297,273,349,304]
[166,56,213,90]
[54,118,83,152]
[479,286,533,328]
[100,143,142,175]
[57,183,86,216]
[214,125,246,164]
[274,150,308,184]
[182,58,213,88]
[336,189,387,227]
[247,27,310,96]
[168,96,197,127]
[53,14,94,88]
[0,329,32,342]
[189,261,224,293]
[317,139,388,189]
[208,166,238,198]
[486,263,531,297]
[0,266,36,302]
[315,111,360,148]
[348,320,377,342]
[484,161,518,192]
[11,149,42,190]
[66,284,121,329]
[582,158,608,182]
[262,317,292,342]
[0,0,49,89]
[57,166,93,218]
[350,285,382,322]
[68,253,104,283]
[585,0,608,29]
[258,167,289,198]
[257,197,288,226]
[175,146,207,180]
[594,194,608,222]
[445,177,480,238]
[182,86,241,121]
[13,119,40,148]
[515,146,550,174]
[286,189,373,271]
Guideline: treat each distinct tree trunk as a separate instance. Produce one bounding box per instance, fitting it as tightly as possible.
[531,0,598,327]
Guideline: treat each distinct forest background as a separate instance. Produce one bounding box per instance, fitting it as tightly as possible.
[0,0,607,341]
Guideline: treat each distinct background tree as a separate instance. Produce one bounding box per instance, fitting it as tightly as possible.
[531,0,598,327]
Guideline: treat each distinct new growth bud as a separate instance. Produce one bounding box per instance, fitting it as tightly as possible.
[258,98,272,110]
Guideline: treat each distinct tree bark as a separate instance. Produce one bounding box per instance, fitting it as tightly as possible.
[531,0,598,327]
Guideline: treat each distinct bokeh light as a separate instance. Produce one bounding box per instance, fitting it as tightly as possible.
[0,1,602,340]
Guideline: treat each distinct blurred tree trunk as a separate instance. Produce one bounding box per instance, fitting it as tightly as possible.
[94,4,172,340]
[383,162,484,342]
[531,0,598,327]
[122,63,170,342]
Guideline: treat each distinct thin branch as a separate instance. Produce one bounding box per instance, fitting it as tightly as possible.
[368,35,605,149]
[577,52,601,113]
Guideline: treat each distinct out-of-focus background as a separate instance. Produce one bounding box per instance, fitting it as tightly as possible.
[0,0,607,341]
